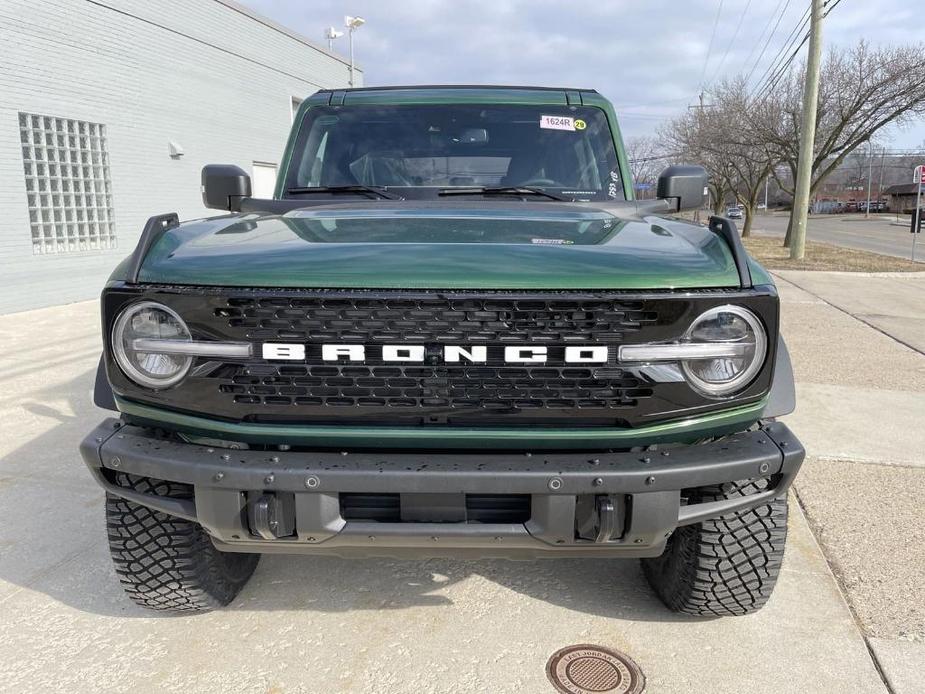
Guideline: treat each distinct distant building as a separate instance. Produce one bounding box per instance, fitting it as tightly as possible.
[883,184,922,214]
[0,0,360,313]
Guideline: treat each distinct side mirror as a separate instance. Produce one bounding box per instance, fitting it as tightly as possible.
[656,164,708,212]
[202,164,251,211]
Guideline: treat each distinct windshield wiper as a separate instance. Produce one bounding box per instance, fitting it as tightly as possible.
[438,186,567,201]
[286,185,403,200]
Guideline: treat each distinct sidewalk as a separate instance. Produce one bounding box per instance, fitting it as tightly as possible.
[776,270,925,693]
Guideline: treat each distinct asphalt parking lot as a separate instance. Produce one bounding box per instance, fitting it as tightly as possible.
[1,272,923,693]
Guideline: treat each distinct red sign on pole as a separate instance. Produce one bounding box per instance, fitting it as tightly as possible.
[917,165,925,184]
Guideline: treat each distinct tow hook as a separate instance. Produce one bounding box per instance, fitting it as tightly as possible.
[595,496,618,543]
[248,492,296,539]
[575,494,623,543]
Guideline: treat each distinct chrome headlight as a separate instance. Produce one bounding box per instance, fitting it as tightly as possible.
[619,305,768,397]
[112,301,192,389]
[681,306,767,396]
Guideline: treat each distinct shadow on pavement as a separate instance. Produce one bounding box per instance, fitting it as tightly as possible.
[0,366,703,625]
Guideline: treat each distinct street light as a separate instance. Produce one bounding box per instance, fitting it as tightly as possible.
[324,26,344,52]
[344,15,365,87]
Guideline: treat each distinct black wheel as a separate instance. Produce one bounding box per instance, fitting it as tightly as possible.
[105,473,259,613]
[641,479,788,616]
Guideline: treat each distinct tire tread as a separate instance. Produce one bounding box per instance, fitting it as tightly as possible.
[642,479,788,616]
[105,473,258,613]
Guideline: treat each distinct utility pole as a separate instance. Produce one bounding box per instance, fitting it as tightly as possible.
[789,0,824,260]
[865,141,874,218]
[764,176,769,211]
[876,147,886,210]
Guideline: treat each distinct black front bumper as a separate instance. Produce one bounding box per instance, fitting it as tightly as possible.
[80,419,803,559]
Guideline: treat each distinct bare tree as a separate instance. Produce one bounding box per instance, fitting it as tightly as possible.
[624,135,667,199]
[659,113,730,215]
[754,41,925,244]
[662,77,775,236]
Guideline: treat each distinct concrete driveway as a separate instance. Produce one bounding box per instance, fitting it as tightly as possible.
[0,295,908,694]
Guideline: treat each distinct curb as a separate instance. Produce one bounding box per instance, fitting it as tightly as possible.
[772,270,925,279]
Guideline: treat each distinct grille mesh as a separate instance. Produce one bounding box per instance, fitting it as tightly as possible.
[215,295,658,413]
[221,295,658,344]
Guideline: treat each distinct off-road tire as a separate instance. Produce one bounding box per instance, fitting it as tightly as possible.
[641,479,788,616]
[105,473,259,613]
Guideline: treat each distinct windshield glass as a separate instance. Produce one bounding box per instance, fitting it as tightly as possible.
[284,104,624,201]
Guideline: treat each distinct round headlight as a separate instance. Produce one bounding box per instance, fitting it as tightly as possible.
[112,301,192,389]
[681,305,767,396]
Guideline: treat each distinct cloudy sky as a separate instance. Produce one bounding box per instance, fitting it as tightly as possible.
[243,0,925,148]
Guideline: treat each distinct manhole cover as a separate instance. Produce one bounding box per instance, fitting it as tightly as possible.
[546,644,645,694]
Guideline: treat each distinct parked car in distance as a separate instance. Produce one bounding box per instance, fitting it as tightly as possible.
[726,206,743,219]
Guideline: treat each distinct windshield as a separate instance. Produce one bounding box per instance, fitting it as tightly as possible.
[283,104,624,201]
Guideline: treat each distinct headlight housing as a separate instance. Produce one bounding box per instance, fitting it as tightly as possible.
[680,305,767,396]
[112,301,192,389]
[619,304,768,398]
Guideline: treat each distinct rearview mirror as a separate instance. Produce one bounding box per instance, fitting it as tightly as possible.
[457,128,488,144]
[656,165,708,212]
[202,164,251,211]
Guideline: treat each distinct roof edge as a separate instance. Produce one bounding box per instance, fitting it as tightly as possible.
[325,84,599,93]
[213,0,361,70]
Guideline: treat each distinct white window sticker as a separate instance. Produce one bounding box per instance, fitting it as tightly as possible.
[540,115,575,131]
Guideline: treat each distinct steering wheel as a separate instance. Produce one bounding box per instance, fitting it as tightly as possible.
[519,178,559,187]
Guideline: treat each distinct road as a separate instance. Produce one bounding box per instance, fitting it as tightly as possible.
[752,212,924,262]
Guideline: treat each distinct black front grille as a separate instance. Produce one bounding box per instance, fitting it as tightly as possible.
[104,286,778,427]
[214,293,659,420]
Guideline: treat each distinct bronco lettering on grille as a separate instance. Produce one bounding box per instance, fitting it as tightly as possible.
[261,343,610,364]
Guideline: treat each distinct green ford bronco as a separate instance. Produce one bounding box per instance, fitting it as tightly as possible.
[80,85,803,615]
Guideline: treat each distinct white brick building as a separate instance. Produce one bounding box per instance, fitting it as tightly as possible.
[0,0,360,313]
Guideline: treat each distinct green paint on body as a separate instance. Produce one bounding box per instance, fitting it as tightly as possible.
[135,205,741,289]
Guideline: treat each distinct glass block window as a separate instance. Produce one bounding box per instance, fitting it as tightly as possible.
[19,112,116,254]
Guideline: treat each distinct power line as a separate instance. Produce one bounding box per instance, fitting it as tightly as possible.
[751,31,810,102]
[751,0,847,102]
[627,153,682,164]
[707,0,753,85]
[617,96,697,109]
[698,0,726,93]
[743,0,794,85]
[748,4,811,97]
[740,0,788,79]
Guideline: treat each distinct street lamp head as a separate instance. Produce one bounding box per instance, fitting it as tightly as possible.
[325,26,344,40]
[344,15,365,30]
